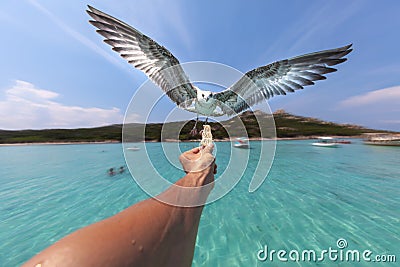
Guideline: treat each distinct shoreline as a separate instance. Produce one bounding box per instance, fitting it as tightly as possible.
[0,136,362,146]
[0,140,121,147]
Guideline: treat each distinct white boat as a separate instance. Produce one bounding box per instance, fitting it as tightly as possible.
[126,146,140,151]
[311,137,339,148]
[363,133,400,146]
[233,138,250,149]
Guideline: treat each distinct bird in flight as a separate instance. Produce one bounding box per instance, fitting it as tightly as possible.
[87,6,352,135]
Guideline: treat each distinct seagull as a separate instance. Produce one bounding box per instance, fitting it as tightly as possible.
[87,6,352,135]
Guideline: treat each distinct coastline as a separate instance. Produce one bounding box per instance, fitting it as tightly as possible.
[0,136,361,146]
[2,111,393,147]
[0,140,121,147]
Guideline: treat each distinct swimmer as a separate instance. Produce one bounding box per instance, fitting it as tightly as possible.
[108,167,115,176]
[118,166,125,174]
[22,145,216,267]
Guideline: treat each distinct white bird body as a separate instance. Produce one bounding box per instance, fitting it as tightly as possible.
[181,88,221,116]
[189,87,220,117]
[87,6,352,121]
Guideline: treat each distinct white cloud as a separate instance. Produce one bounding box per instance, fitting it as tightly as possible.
[332,85,400,131]
[0,80,123,130]
[339,86,400,107]
[6,80,59,101]
[124,113,142,123]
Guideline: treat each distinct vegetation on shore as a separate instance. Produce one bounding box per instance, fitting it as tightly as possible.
[0,110,393,144]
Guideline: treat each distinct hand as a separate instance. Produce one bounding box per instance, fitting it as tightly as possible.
[179,145,217,187]
[179,145,215,173]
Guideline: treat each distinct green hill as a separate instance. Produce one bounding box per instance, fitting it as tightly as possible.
[0,110,392,144]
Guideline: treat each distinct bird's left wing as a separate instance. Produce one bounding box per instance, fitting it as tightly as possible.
[86,6,197,106]
[214,44,352,115]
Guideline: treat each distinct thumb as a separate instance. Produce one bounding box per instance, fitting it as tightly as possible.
[190,147,201,154]
[201,144,214,155]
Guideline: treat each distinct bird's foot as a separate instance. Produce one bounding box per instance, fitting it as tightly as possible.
[190,128,198,136]
[190,115,199,136]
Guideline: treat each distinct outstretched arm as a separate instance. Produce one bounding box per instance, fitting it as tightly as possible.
[22,145,216,267]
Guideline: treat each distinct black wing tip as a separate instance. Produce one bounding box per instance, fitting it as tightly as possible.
[86,7,97,19]
[87,5,98,13]
[339,44,353,57]
[88,20,97,26]
[326,58,348,66]
[86,5,108,19]
[343,43,353,50]
[336,43,352,52]
[86,5,95,14]
[330,43,353,57]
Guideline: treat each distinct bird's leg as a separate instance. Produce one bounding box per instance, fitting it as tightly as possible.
[190,114,199,136]
[205,117,209,124]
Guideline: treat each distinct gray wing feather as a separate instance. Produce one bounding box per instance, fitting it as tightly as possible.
[87,5,196,105]
[215,44,352,115]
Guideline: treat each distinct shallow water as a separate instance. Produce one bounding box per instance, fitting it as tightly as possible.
[0,140,398,266]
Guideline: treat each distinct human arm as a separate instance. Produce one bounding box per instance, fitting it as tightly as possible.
[22,145,216,267]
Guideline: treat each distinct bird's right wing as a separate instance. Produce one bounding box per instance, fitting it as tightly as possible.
[87,6,197,105]
[214,44,352,115]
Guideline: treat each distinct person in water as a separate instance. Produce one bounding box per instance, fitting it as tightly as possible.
[23,145,216,267]
[108,167,115,176]
[118,166,125,174]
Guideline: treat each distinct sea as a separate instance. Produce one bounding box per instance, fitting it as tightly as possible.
[0,140,399,266]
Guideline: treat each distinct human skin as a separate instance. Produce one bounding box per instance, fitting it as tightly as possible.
[22,145,216,267]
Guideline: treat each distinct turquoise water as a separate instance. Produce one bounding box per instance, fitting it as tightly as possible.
[0,140,399,266]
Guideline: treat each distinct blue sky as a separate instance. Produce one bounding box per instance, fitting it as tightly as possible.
[0,0,399,130]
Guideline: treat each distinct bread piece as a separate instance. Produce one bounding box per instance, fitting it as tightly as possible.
[200,125,213,146]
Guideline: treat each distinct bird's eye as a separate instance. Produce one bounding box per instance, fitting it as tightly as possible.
[202,94,205,97]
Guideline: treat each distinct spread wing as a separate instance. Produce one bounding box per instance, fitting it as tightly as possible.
[214,44,353,115]
[87,5,197,105]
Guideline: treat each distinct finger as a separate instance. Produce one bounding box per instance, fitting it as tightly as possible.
[202,144,214,154]
[189,147,200,154]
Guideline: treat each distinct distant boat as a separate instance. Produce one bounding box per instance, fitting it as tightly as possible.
[311,137,339,148]
[233,138,250,149]
[336,139,352,144]
[127,146,140,151]
[363,133,400,146]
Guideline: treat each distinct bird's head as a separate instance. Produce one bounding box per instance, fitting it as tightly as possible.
[197,89,214,102]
